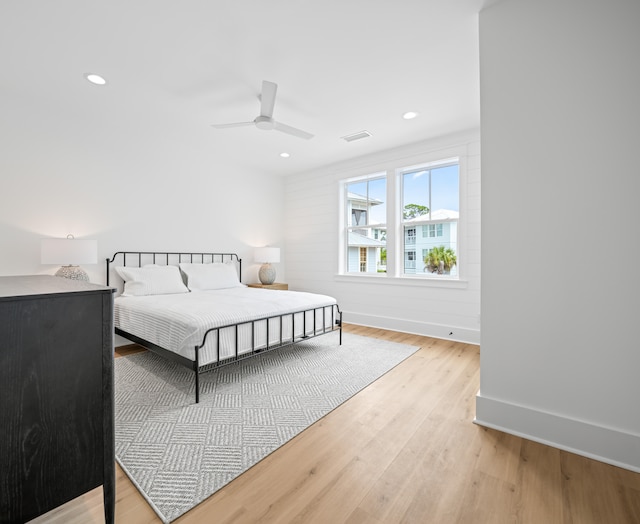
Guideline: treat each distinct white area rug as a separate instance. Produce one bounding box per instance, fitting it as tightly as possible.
[114,332,419,523]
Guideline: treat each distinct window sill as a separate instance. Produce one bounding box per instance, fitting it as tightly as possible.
[334,273,469,289]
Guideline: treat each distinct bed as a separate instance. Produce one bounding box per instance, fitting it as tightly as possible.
[106,251,342,403]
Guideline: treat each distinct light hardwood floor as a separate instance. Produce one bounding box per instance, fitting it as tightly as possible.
[31,324,640,523]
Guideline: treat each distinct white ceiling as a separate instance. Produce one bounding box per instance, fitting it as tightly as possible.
[1,1,482,177]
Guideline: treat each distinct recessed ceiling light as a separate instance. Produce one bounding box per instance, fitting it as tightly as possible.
[403,111,419,120]
[280,152,290,158]
[84,73,107,85]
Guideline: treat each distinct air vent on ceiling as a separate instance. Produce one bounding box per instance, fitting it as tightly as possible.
[341,130,372,142]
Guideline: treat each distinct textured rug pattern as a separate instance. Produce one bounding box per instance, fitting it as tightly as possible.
[114,332,419,523]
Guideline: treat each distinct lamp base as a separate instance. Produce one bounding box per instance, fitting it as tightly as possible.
[55,265,89,281]
[258,263,276,285]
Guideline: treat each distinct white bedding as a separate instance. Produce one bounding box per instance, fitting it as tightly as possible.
[114,287,338,365]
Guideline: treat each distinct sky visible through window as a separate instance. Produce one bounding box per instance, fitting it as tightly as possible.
[403,164,459,216]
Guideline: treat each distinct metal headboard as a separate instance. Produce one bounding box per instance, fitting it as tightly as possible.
[105,251,242,286]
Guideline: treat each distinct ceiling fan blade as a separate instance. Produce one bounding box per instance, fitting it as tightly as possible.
[210,122,254,129]
[260,80,277,118]
[273,121,314,140]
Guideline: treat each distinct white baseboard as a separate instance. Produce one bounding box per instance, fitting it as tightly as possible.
[475,392,640,473]
[343,311,480,345]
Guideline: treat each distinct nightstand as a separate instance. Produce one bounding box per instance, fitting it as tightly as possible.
[248,282,288,290]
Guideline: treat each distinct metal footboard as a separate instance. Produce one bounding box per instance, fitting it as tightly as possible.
[193,304,342,403]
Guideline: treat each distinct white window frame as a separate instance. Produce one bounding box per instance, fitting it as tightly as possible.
[337,145,468,288]
[399,158,460,277]
[340,172,387,275]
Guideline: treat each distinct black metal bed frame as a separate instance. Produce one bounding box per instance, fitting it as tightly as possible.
[106,251,342,403]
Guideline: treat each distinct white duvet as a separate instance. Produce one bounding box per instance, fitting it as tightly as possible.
[114,287,338,365]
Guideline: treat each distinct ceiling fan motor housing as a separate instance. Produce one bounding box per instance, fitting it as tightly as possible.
[254,116,275,130]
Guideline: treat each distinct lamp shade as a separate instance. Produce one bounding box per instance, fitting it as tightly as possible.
[41,238,98,265]
[254,247,280,264]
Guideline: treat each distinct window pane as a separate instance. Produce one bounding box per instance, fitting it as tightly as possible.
[401,162,459,276]
[368,178,386,225]
[402,170,429,220]
[430,164,459,212]
[347,181,367,227]
[346,177,386,227]
[346,177,386,274]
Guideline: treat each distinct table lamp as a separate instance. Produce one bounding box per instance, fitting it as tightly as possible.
[41,235,98,281]
[254,247,280,285]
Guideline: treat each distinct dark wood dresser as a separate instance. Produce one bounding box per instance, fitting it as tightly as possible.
[0,275,115,524]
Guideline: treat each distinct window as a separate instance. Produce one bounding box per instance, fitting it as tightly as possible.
[423,224,443,238]
[345,176,387,273]
[341,156,460,279]
[406,228,416,245]
[352,209,367,226]
[405,250,416,271]
[402,162,459,275]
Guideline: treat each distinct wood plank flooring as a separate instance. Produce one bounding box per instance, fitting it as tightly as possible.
[30,324,640,523]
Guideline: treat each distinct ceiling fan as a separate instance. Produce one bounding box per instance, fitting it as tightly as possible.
[211,80,314,140]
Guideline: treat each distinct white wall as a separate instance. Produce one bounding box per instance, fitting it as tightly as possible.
[0,81,286,307]
[284,130,481,344]
[477,0,640,471]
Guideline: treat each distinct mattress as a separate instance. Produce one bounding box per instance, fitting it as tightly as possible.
[114,287,338,365]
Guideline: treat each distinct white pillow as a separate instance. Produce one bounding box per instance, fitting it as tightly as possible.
[115,265,190,296]
[179,262,243,291]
